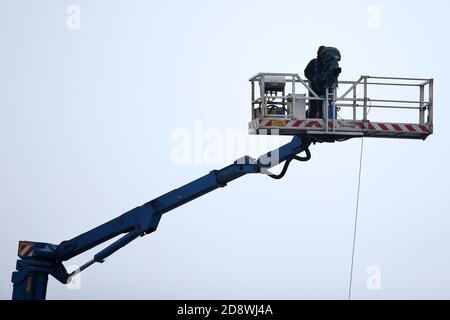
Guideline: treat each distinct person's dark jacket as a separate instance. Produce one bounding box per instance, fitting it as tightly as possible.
[304,59,318,83]
[304,58,325,95]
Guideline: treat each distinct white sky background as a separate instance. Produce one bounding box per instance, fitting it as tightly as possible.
[1,0,449,299]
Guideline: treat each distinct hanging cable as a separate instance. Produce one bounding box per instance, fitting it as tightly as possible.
[348,137,364,300]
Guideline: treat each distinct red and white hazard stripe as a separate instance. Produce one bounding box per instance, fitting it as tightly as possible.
[258,119,324,129]
[355,121,430,133]
[18,242,34,257]
[255,119,430,134]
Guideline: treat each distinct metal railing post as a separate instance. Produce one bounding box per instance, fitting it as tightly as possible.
[325,88,329,132]
[291,75,295,118]
[429,79,434,133]
[363,76,368,121]
[419,84,425,125]
[333,88,336,132]
[353,85,357,123]
[261,75,266,117]
[251,80,255,119]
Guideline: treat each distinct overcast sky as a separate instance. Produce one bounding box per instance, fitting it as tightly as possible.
[1,0,449,299]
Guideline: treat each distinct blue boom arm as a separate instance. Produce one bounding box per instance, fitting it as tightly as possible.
[11,136,311,300]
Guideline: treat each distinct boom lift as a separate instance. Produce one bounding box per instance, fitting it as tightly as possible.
[11,71,433,300]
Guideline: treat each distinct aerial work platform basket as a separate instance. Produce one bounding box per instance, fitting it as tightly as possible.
[249,73,433,141]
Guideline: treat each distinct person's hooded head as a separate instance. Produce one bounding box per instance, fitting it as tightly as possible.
[317,46,326,59]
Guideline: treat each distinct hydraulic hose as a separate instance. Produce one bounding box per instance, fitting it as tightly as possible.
[267,146,311,180]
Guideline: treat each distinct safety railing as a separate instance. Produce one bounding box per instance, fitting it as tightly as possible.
[336,76,433,129]
[249,73,319,120]
[249,73,433,133]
